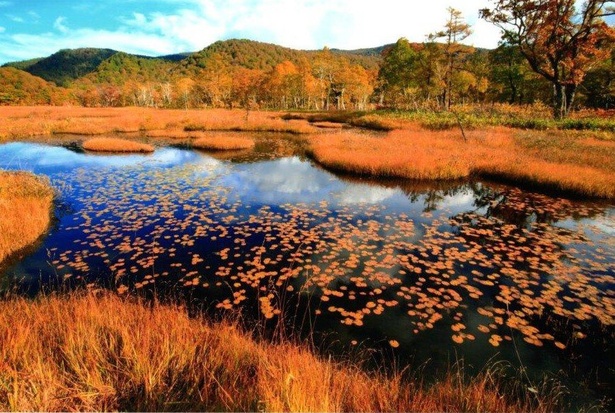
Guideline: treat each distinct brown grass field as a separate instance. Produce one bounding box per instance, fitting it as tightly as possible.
[0,107,602,411]
[0,106,613,199]
[0,171,54,265]
[82,137,155,153]
[192,133,255,151]
[308,126,615,199]
[0,292,563,412]
[0,106,316,139]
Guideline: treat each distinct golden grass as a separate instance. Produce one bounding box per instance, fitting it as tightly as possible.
[82,137,155,153]
[0,171,54,265]
[312,121,345,129]
[0,107,318,142]
[0,292,563,412]
[185,113,318,134]
[192,133,255,151]
[308,125,615,198]
[2,106,613,198]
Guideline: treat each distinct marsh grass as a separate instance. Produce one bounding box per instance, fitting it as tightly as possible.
[0,171,53,265]
[0,292,566,412]
[381,104,615,132]
[283,111,401,131]
[308,126,615,199]
[2,106,614,198]
[192,134,255,151]
[0,107,318,142]
[82,137,155,153]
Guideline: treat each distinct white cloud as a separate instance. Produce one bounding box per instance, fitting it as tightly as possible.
[0,26,5,33]
[0,0,504,64]
[5,13,23,23]
[337,185,397,205]
[116,0,502,53]
[54,17,69,34]
[1,28,181,62]
[27,11,41,21]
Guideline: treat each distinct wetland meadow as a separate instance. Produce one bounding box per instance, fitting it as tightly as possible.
[0,107,614,411]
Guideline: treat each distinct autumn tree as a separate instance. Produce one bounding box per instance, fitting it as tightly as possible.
[343,64,375,110]
[175,77,195,109]
[377,38,421,107]
[313,47,337,110]
[581,46,615,107]
[480,0,615,118]
[232,67,264,109]
[264,61,301,109]
[429,7,473,110]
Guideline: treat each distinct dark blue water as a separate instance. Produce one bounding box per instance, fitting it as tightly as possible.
[1,141,614,409]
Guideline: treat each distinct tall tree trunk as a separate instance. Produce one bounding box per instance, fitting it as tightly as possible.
[553,83,565,120]
[565,84,576,116]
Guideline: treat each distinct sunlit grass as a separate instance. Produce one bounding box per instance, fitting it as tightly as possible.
[0,171,53,265]
[82,137,155,153]
[0,292,565,412]
[380,104,615,132]
[192,133,255,151]
[308,126,615,198]
[0,107,318,142]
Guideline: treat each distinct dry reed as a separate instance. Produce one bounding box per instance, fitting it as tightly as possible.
[0,171,53,265]
[82,138,155,153]
[0,107,318,142]
[308,125,615,198]
[192,133,255,151]
[0,292,563,412]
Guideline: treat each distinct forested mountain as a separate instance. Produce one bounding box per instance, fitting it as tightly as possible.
[178,39,380,74]
[0,36,612,111]
[0,67,68,105]
[3,57,44,71]
[3,48,118,87]
[330,44,392,57]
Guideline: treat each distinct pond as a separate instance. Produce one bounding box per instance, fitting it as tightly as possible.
[1,139,614,409]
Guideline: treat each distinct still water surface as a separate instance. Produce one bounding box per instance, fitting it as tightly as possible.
[1,140,614,408]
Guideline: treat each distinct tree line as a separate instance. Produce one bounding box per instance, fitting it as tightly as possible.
[1,1,613,118]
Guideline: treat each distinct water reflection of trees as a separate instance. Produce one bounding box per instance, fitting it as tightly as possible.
[193,133,307,164]
[468,184,606,227]
[333,172,471,212]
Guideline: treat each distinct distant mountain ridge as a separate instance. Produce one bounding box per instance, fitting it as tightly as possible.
[3,39,385,87]
[3,48,118,87]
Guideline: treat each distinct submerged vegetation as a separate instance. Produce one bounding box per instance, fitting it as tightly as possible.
[0,292,565,412]
[0,4,613,411]
[0,131,613,411]
[0,171,53,265]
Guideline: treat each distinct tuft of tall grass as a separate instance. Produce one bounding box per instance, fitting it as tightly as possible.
[82,138,155,153]
[0,171,54,265]
[192,134,255,151]
[308,126,615,198]
[380,103,615,132]
[0,292,565,412]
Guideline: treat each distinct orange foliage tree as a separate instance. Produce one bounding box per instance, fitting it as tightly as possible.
[481,0,615,118]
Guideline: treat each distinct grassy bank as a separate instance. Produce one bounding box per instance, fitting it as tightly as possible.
[308,126,615,199]
[0,107,317,140]
[83,137,155,153]
[192,133,255,151]
[0,171,54,265]
[1,106,614,199]
[0,292,564,412]
[379,104,615,133]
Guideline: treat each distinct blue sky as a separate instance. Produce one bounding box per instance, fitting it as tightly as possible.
[0,0,504,64]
